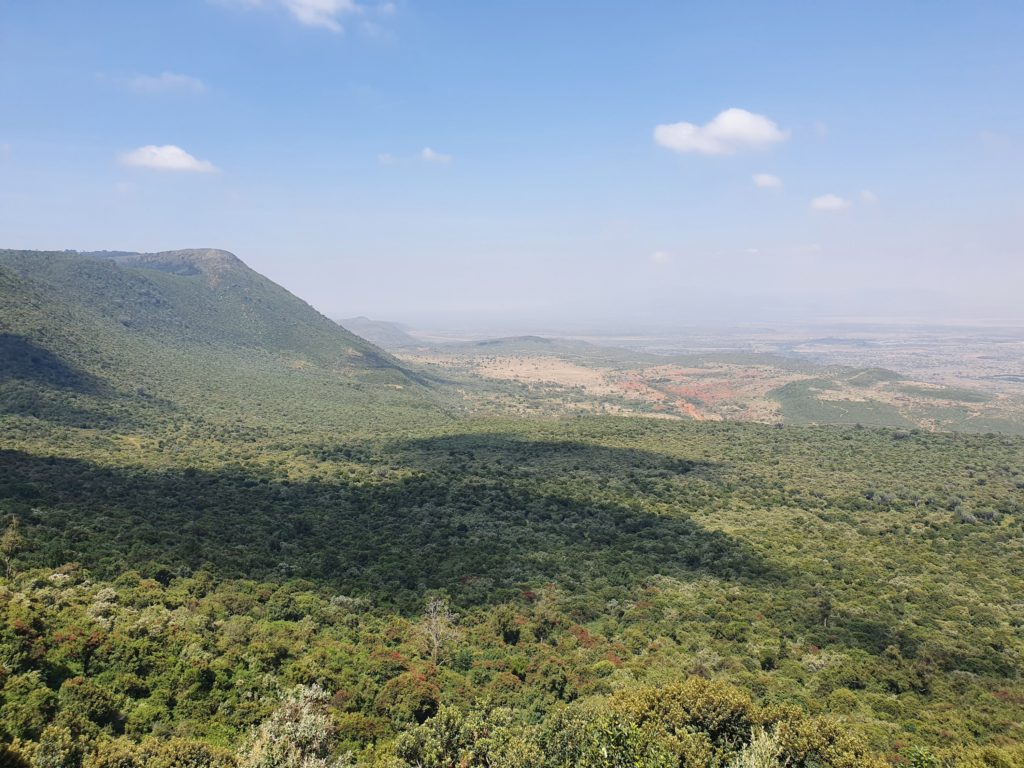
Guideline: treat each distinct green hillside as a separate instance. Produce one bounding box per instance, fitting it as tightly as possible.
[1,249,407,371]
[0,249,438,433]
[1,250,1023,767]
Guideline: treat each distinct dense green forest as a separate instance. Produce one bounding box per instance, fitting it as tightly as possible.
[1,250,1023,766]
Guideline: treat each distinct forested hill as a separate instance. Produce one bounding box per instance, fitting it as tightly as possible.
[2,248,405,370]
[0,249,437,432]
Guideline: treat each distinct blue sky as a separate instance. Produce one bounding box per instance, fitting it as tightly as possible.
[2,1,1022,327]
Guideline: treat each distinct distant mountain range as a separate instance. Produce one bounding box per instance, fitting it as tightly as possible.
[338,315,422,349]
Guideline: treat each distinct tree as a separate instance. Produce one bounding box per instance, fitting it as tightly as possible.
[418,597,460,665]
[728,729,784,768]
[2,516,24,577]
[239,685,350,768]
[29,725,81,768]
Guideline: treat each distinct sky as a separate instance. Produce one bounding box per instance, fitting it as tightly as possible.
[1,1,1023,329]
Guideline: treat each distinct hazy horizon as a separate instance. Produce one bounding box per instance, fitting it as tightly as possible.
[3,2,1023,326]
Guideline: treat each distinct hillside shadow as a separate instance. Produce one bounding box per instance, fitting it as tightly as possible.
[0,334,177,428]
[387,432,702,476]
[0,334,103,393]
[0,436,780,612]
[0,335,126,427]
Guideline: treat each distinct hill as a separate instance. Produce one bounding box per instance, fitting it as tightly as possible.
[0,249,437,433]
[339,315,422,349]
[4,249,404,370]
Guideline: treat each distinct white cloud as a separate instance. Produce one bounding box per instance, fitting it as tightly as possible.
[810,193,851,212]
[654,108,789,155]
[120,145,218,173]
[377,152,396,165]
[214,0,365,32]
[421,147,452,164]
[861,189,878,204]
[651,250,672,265]
[753,173,782,188]
[128,72,206,93]
[281,0,359,31]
